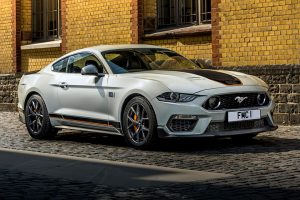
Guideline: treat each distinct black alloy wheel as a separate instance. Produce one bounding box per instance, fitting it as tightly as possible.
[122,96,157,148]
[25,94,57,139]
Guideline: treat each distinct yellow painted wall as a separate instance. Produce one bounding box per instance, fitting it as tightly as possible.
[0,0,14,73]
[219,0,300,66]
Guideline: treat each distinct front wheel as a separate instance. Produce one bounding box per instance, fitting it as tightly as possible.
[25,94,58,139]
[122,96,157,149]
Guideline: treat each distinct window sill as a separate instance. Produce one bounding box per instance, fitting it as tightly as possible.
[21,40,62,50]
[143,24,211,40]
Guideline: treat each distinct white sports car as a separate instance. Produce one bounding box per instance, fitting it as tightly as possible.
[18,45,277,148]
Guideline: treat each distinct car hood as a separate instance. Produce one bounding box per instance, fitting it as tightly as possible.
[121,69,268,94]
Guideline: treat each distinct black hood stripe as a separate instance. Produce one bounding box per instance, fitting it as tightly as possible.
[176,69,242,85]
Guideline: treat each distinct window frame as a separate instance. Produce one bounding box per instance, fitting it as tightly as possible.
[157,0,211,29]
[51,52,108,74]
[32,0,61,42]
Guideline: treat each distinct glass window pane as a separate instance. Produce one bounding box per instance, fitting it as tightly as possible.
[32,0,61,41]
[32,0,44,40]
[179,0,197,25]
[53,58,67,72]
[200,0,211,23]
[66,53,103,74]
[158,0,176,28]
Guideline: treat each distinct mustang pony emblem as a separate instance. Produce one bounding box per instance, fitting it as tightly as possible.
[235,96,248,104]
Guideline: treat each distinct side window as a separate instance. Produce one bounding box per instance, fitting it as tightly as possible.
[66,52,104,74]
[67,54,83,73]
[52,58,68,72]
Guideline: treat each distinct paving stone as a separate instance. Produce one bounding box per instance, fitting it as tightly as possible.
[0,112,299,199]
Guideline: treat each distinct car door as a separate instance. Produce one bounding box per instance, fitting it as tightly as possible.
[55,52,109,122]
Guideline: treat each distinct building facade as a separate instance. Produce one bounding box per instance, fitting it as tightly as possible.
[0,0,300,124]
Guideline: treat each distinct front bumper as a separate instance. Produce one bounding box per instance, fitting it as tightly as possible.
[151,86,277,138]
[158,123,278,138]
[18,108,25,124]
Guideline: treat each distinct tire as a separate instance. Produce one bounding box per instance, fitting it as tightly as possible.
[231,133,257,142]
[122,96,157,149]
[25,94,58,139]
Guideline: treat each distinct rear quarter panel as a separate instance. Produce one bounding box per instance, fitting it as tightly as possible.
[18,71,59,113]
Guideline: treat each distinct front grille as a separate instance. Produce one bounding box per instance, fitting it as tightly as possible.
[167,119,198,132]
[203,93,270,110]
[206,118,268,133]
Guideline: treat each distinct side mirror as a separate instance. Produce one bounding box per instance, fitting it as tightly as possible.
[81,64,104,77]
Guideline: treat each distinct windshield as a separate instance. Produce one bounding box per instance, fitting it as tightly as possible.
[102,48,200,74]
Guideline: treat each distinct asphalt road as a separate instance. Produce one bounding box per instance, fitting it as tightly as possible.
[0,112,300,199]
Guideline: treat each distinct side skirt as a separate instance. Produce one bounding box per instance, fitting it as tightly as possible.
[49,114,123,136]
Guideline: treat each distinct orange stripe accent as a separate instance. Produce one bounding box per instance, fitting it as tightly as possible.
[64,118,113,127]
[51,115,112,127]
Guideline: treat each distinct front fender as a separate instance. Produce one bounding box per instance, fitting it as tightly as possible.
[106,75,171,122]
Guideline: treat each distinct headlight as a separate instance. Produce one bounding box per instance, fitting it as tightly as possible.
[157,92,198,103]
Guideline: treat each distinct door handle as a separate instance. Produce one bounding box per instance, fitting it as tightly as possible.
[59,82,68,89]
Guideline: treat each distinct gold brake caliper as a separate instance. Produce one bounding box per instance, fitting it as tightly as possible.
[133,114,138,132]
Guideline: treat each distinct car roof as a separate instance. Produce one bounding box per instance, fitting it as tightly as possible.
[43,44,169,73]
[83,44,166,52]
[58,44,168,60]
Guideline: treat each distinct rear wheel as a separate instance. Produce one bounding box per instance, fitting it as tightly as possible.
[122,96,157,148]
[25,94,58,139]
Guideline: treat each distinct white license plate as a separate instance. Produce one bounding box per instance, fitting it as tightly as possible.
[228,110,261,122]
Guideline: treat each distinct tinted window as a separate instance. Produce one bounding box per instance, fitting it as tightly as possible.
[66,52,104,73]
[52,58,68,72]
[102,49,199,74]
[103,51,148,74]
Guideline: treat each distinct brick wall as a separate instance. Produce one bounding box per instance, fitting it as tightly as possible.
[64,0,134,52]
[142,0,212,61]
[0,74,21,111]
[0,0,14,74]
[211,65,300,125]
[144,36,212,61]
[217,0,300,66]
[21,48,63,72]
[17,0,141,72]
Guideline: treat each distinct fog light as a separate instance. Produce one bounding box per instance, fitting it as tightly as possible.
[167,115,198,132]
[257,93,266,106]
[173,114,198,120]
[208,96,221,109]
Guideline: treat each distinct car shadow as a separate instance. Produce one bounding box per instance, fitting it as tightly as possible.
[54,130,300,154]
[0,163,299,199]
